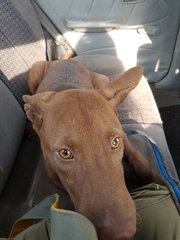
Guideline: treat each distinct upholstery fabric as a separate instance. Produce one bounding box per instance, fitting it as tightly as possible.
[74,55,162,125]
[0,0,46,105]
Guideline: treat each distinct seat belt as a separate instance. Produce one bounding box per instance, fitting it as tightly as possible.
[30,0,76,60]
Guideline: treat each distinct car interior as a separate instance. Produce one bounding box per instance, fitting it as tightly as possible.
[0,0,180,238]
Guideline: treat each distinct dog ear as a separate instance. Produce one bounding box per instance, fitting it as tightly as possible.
[23,92,55,134]
[28,61,51,94]
[98,66,143,109]
[90,72,110,89]
[123,133,163,184]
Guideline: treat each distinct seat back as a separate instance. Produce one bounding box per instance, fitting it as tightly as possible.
[0,80,26,195]
[0,0,46,195]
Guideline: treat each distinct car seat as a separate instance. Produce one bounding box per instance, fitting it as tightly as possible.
[0,0,179,237]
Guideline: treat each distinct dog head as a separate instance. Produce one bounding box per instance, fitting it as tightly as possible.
[23,63,156,240]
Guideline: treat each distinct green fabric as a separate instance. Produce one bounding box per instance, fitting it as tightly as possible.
[132,183,180,240]
[1,183,179,240]
[51,209,97,240]
[12,194,98,240]
[14,219,50,240]
[22,194,58,219]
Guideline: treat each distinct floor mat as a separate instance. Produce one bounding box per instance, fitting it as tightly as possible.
[159,105,180,177]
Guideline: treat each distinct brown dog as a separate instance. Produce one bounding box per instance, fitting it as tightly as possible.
[23,60,159,240]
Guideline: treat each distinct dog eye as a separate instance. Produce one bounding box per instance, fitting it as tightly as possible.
[111,137,121,149]
[58,148,73,160]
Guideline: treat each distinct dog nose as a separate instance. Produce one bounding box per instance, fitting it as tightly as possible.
[97,223,135,240]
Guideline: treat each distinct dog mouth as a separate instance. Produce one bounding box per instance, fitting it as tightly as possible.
[91,211,136,240]
[74,194,136,240]
[97,223,136,240]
